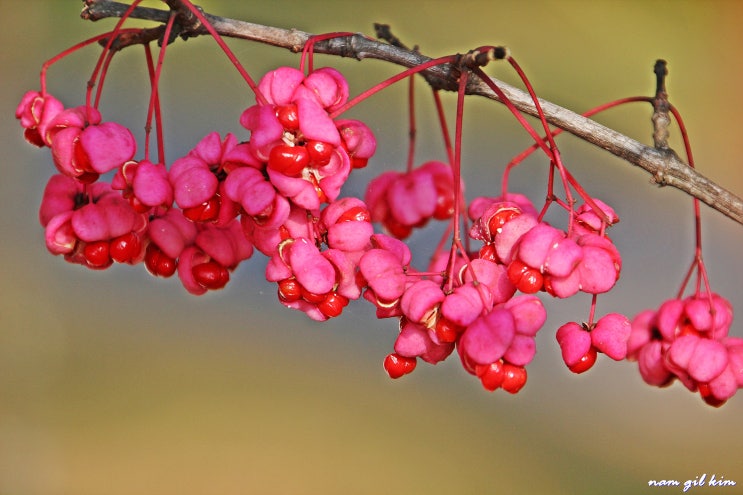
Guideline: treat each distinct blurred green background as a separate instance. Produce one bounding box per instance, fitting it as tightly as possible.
[2,1,743,494]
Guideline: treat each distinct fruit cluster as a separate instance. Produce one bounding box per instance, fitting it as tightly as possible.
[16,2,739,406]
[627,293,741,407]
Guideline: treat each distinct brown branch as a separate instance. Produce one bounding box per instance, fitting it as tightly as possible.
[80,0,743,226]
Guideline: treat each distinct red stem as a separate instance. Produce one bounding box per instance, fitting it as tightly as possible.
[406,75,417,173]
[143,12,176,164]
[444,68,469,293]
[85,0,144,121]
[328,56,457,119]
[177,0,268,105]
[300,32,356,74]
[432,89,455,166]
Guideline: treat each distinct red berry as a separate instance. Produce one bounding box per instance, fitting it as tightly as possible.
[383,353,417,379]
[487,207,520,236]
[306,140,334,166]
[126,195,151,214]
[73,136,94,176]
[109,232,141,263]
[507,260,543,294]
[268,144,309,176]
[83,240,112,268]
[350,156,369,169]
[434,316,461,343]
[183,194,221,223]
[476,360,505,391]
[192,261,230,290]
[276,104,299,130]
[478,244,498,262]
[501,363,527,394]
[318,292,349,318]
[145,244,177,277]
[301,287,327,304]
[337,205,371,223]
[277,278,302,302]
[432,180,455,220]
[568,346,597,374]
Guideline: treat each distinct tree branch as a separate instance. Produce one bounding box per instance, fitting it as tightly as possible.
[80,0,743,226]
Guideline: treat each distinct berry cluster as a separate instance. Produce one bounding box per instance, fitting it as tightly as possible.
[366,160,456,239]
[627,293,740,407]
[16,3,738,406]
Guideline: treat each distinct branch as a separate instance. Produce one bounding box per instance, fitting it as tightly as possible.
[80,0,743,226]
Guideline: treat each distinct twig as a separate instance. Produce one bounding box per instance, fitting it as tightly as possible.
[79,0,743,226]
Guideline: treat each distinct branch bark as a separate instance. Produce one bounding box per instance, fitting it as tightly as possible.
[80,0,743,226]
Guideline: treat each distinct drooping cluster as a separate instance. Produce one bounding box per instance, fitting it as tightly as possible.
[627,293,741,407]
[17,65,378,302]
[13,70,630,397]
[365,161,456,238]
[469,195,622,298]
[16,17,739,407]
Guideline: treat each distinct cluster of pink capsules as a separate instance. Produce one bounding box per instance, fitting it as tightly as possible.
[16,0,738,405]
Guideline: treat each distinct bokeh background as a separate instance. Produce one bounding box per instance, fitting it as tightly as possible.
[2,1,743,494]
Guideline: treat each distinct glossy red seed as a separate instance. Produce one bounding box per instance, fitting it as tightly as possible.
[337,205,371,223]
[83,240,112,268]
[487,207,520,236]
[144,244,177,277]
[73,136,94,176]
[183,195,220,223]
[350,157,369,169]
[478,244,498,262]
[110,232,141,263]
[306,140,334,166]
[277,278,302,302]
[501,363,528,394]
[192,261,230,290]
[432,180,455,220]
[434,317,461,343]
[318,292,349,318]
[507,260,543,294]
[268,144,309,176]
[568,346,597,374]
[477,360,506,391]
[383,353,417,379]
[276,104,299,131]
[301,287,327,304]
[127,195,151,214]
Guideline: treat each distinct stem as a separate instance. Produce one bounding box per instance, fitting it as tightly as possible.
[168,0,268,105]
[444,68,469,294]
[328,56,456,119]
[406,75,416,173]
[85,0,143,119]
[144,12,176,164]
[432,89,455,166]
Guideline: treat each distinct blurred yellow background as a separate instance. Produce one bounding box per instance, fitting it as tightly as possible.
[2,1,742,494]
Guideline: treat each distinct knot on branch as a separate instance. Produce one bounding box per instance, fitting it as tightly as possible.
[652,59,671,150]
[82,0,206,50]
[457,46,510,69]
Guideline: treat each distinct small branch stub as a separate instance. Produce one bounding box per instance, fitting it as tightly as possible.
[652,59,671,150]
